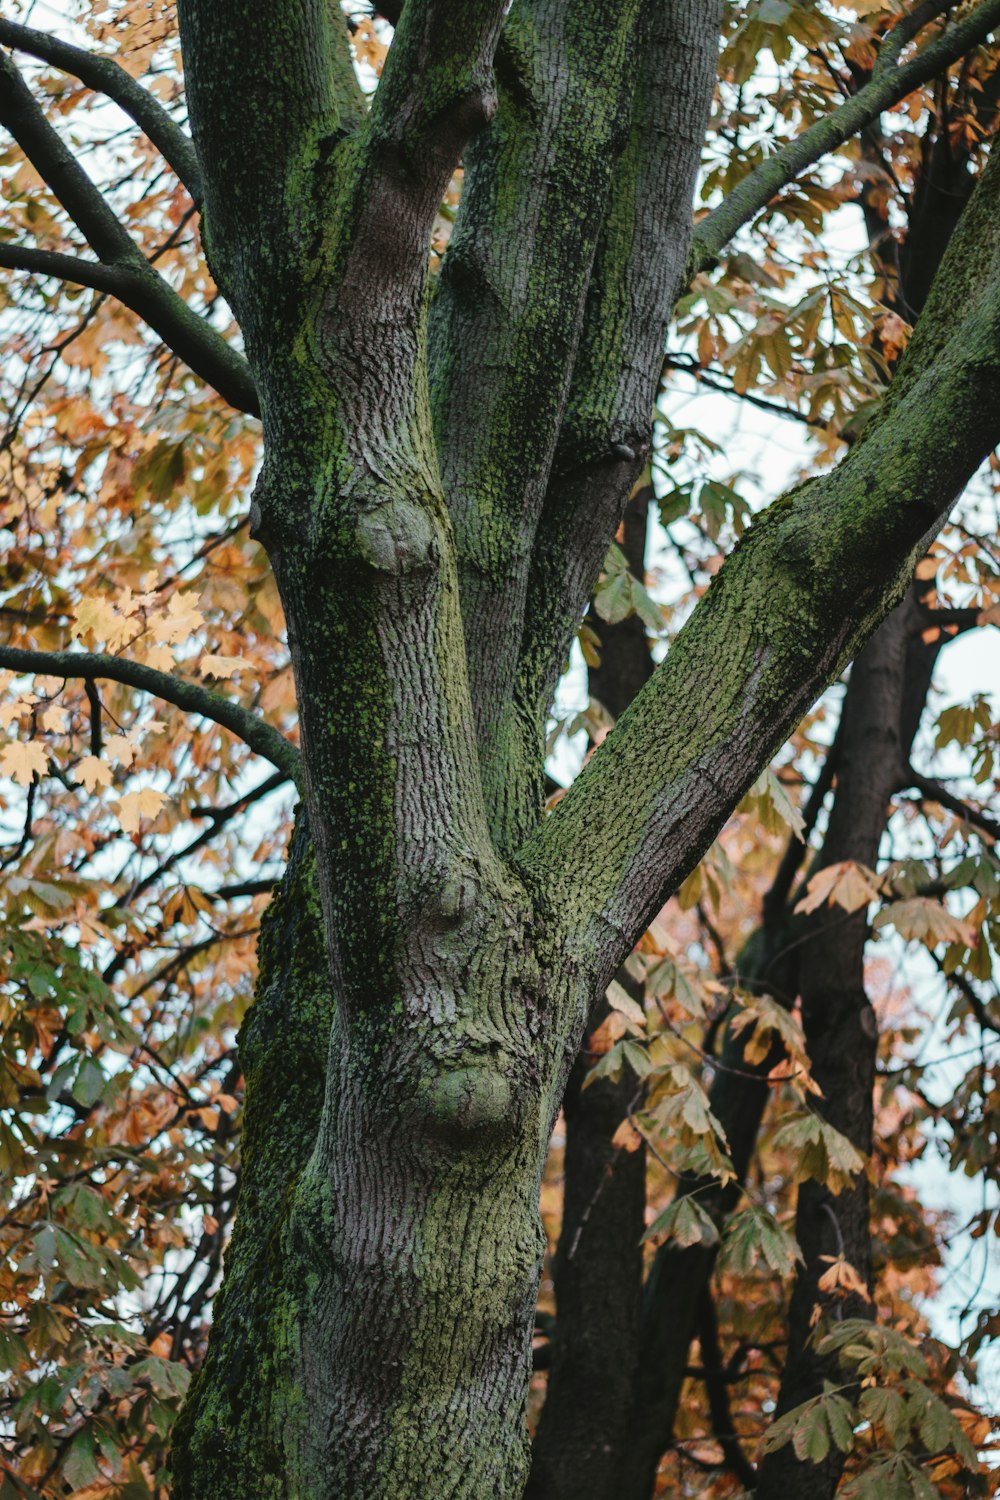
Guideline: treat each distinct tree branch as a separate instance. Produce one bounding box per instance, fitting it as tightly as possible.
[916,603,991,634]
[907,768,999,838]
[690,0,1000,275]
[368,0,507,166]
[512,0,724,820]
[0,46,136,262]
[697,1288,757,1492]
[428,0,714,848]
[176,0,365,331]
[0,50,258,414]
[0,646,301,786]
[0,18,203,202]
[518,135,1000,993]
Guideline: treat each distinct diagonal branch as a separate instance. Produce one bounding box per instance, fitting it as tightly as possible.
[907,768,1000,838]
[0,48,257,414]
[0,45,136,262]
[0,17,203,202]
[0,646,301,786]
[690,0,1000,276]
[0,243,140,298]
[517,131,1000,994]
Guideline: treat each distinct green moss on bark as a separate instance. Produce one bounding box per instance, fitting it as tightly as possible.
[170,811,334,1499]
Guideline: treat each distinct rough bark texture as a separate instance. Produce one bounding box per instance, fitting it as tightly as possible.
[171,811,334,1495]
[144,2,1000,1493]
[3,2,1000,1495]
[525,489,652,1499]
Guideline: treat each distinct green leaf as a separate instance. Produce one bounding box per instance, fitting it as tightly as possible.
[771,1110,865,1193]
[858,1384,910,1448]
[71,1056,106,1108]
[643,1195,719,1247]
[62,1427,99,1490]
[764,1390,857,1466]
[903,1380,978,1465]
[719,1204,802,1277]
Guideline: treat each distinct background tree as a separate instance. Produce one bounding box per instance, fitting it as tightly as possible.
[0,3,999,1499]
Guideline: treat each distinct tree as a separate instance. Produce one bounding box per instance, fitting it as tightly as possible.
[1,2,1000,1498]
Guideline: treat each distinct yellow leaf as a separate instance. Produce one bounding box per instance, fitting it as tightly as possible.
[606,980,646,1029]
[117,787,167,833]
[40,705,68,734]
[143,642,176,671]
[795,861,883,915]
[151,591,204,646]
[611,1117,644,1153]
[72,596,137,651]
[817,1254,870,1300]
[200,653,242,679]
[0,739,48,786]
[105,733,136,769]
[75,755,113,792]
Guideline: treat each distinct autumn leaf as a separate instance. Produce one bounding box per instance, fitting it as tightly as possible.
[200,653,242,678]
[72,595,139,651]
[116,788,167,833]
[0,739,48,787]
[606,979,646,1029]
[817,1254,871,1300]
[150,591,204,646]
[75,756,113,793]
[719,1204,803,1277]
[643,1195,719,1248]
[105,733,137,769]
[795,860,884,915]
[611,1117,643,1153]
[874,898,976,950]
[771,1110,865,1193]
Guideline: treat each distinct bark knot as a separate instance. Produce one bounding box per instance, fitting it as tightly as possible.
[356,498,435,573]
[419,1062,514,1147]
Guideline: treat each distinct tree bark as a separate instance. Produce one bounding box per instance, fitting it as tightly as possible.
[754,596,917,1500]
[163,1,1000,1491]
[526,488,652,1499]
[171,811,334,1496]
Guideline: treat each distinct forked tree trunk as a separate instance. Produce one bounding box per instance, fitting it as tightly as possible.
[163,0,1000,1492]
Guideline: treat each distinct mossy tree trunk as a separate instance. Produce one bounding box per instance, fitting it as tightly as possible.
[164,2,1000,1495]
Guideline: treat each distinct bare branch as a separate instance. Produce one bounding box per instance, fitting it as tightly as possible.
[0,18,203,201]
[518,137,1000,991]
[0,50,258,414]
[907,768,1000,838]
[0,242,130,297]
[0,46,136,261]
[915,603,991,634]
[691,0,1000,275]
[0,645,301,786]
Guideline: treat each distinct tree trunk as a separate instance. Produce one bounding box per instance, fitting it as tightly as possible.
[171,811,335,1496]
[526,484,652,1500]
[754,588,942,1499]
[163,0,1000,1491]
